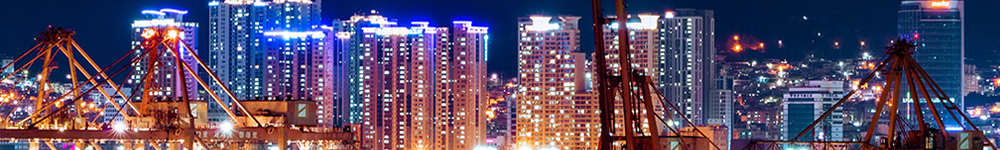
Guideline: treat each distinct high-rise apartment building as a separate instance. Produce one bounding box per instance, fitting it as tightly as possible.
[782,80,845,141]
[130,8,199,100]
[658,9,716,126]
[601,14,665,137]
[320,24,353,127]
[338,13,489,149]
[208,0,332,125]
[331,12,394,125]
[898,0,964,106]
[708,76,733,127]
[448,21,490,150]
[516,15,600,150]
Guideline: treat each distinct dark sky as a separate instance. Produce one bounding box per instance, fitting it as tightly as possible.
[2,0,999,79]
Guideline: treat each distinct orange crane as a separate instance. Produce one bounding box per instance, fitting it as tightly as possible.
[591,0,722,150]
[0,27,355,150]
[744,39,997,150]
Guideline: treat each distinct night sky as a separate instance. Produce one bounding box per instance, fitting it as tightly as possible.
[2,0,999,79]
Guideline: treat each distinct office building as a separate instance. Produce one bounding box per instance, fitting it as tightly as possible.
[898,0,964,106]
[515,15,600,150]
[130,8,199,100]
[658,9,716,126]
[208,0,331,125]
[782,80,845,141]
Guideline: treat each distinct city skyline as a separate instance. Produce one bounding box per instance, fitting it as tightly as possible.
[1,0,999,150]
[4,0,1000,80]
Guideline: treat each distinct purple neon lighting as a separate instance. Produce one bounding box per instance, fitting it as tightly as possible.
[159,8,189,14]
[142,10,166,16]
[263,31,326,39]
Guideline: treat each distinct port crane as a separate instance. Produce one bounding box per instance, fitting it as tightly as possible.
[743,39,996,150]
[591,0,724,150]
[0,26,354,150]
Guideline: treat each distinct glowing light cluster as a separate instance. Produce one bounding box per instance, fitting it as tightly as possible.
[335,32,352,39]
[263,31,326,39]
[0,93,14,103]
[473,146,498,150]
[349,14,394,25]
[526,16,559,31]
[412,21,430,27]
[219,121,234,133]
[141,29,156,39]
[224,0,257,5]
[930,1,950,8]
[971,108,983,117]
[273,0,313,4]
[132,19,182,28]
[141,8,188,16]
[469,27,489,34]
[361,27,438,36]
[113,122,127,133]
[167,30,181,39]
[159,9,188,14]
[141,10,166,16]
[485,109,496,120]
[453,21,472,25]
[766,63,792,77]
[253,1,268,6]
[608,15,659,30]
[636,14,659,29]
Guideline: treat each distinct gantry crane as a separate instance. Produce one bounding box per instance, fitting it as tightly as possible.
[0,26,354,150]
[591,0,723,150]
[743,38,996,150]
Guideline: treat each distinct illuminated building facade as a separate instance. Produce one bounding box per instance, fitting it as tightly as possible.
[130,9,199,100]
[782,81,845,141]
[964,64,979,95]
[331,12,397,125]
[1,56,13,74]
[658,9,716,126]
[708,76,733,131]
[208,0,331,124]
[516,15,600,150]
[447,21,490,150]
[92,85,132,123]
[320,24,353,127]
[898,0,964,106]
[341,13,489,149]
[601,14,665,137]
